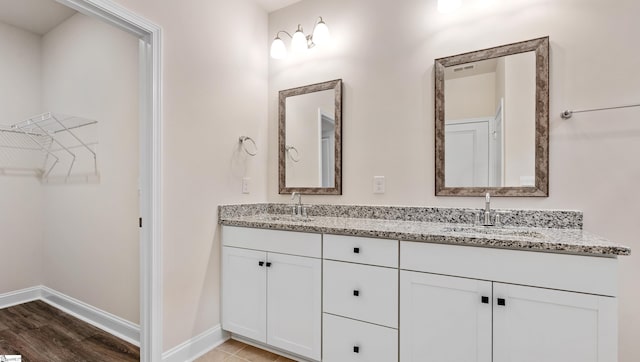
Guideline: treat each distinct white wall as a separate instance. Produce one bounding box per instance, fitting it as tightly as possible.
[503,52,535,186]
[0,21,44,293]
[268,0,640,360]
[40,13,140,323]
[0,22,41,124]
[445,72,496,120]
[110,0,269,351]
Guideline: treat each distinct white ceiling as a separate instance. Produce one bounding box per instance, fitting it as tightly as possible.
[253,0,302,12]
[0,0,301,36]
[0,0,76,35]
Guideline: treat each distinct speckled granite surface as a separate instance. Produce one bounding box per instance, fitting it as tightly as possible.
[218,204,630,257]
[219,203,583,229]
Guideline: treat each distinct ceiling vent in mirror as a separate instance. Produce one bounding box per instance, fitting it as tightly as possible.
[453,64,475,72]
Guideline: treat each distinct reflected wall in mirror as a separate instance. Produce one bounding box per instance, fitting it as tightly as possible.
[435,37,549,197]
[279,79,342,194]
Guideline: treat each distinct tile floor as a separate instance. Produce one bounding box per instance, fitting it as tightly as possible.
[196,339,297,362]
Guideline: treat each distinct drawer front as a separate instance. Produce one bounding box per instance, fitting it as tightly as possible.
[324,234,398,267]
[400,241,618,297]
[323,260,398,328]
[323,313,398,362]
[222,226,321,258]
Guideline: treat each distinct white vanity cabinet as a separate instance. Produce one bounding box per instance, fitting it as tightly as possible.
[220,222,621,362]
[221,226,322,361]
[400,241,618,362]
[492,282,616,362]
[322,234,399,362]
[400,271,492,362]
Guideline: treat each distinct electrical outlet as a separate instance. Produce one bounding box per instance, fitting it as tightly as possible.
[373,176,385,194]
[242,177,250,194]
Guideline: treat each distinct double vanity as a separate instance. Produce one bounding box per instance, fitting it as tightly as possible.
[227,34,633,362]
[219,203,630,362]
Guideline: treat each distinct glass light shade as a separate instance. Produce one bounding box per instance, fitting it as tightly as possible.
[291,29,308,53]
[270,37,287,59]
[312,21,330,47]
[438,0,462,13]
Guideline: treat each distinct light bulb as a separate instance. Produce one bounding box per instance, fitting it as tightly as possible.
[270,36,286,59]
[291,26,308,53]
[312,19,330,47]
[438,0,462,13]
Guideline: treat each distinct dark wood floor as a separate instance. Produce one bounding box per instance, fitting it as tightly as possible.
[0,300,139,361]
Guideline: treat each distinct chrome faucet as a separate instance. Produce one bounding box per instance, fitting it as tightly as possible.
[291,192,302,216]
[483,192,494,226]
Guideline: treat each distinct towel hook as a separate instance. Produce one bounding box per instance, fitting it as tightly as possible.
[239,136,257,156]
[285,145,300,162]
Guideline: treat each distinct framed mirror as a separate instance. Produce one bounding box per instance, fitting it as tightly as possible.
[435,37,549,197]
[279,79,342,195]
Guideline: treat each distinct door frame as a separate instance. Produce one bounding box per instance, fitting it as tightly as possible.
[55,1,163,361]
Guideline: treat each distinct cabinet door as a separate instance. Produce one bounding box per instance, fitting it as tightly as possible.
[221,247,267,343]
[266,253,322,361]
[493,283,617,362]
[400,271,492,362]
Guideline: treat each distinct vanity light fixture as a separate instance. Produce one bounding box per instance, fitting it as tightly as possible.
[438,0,462,13]
[270,17,330,59]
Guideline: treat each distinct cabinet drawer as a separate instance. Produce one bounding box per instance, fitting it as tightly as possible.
[222,226,321,258]
[400,241,617,296]
[324,234,398,267]
[323,260,398,328]
[323,313,398,362]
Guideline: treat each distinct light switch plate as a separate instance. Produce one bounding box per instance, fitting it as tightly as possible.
[373,176,385,194]
[242,177,250,194]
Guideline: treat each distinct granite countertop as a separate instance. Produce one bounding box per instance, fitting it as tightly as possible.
[219,210,631,257]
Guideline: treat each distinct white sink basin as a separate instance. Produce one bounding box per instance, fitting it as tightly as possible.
[443,225,546,239]
[257,214,315,223]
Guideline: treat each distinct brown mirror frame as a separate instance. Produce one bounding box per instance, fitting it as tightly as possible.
[435,37,549,197]
[279,79,343,195]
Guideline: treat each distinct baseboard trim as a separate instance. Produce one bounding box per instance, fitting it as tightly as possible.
[0,286,140,346]
[162,325,229,362]
[1,287,232,361]
[40,286,140,346]
[0,286,42,309]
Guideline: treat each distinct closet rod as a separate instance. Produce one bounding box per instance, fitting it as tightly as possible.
[561,103,640,119]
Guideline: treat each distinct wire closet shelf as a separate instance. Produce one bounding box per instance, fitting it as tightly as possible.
[0,112,98,182]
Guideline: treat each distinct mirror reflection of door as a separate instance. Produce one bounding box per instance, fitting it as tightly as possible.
[445,100,503,187]
[285,89,335,188]
[443,52,535,188]
[319,109,335,187]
